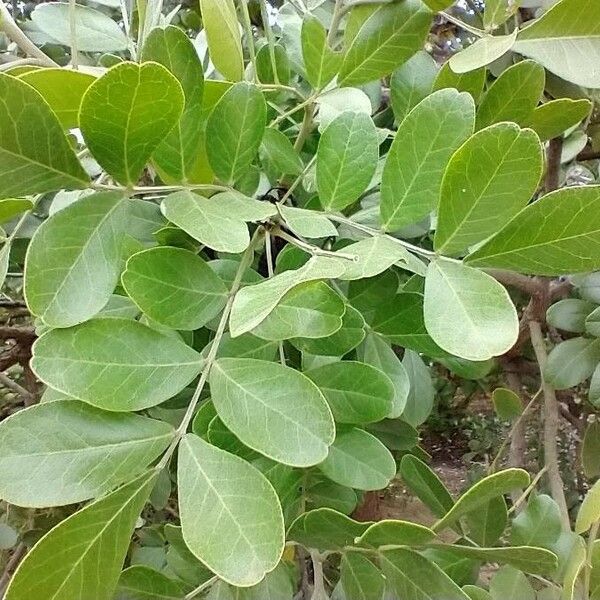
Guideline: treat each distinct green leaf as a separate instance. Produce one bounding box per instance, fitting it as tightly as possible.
[513,0,600,88]
[278,205,337,239]
[561,537,587,600]
[586,307,600,337]
[206,564,293,600]
[340,553,385,600]
[5,472,156,600]
[99,294,140,319]
[0,198,32,223]
[433,62,486,102]
[544,337,600,389]
[432,544,558,576]
[305,361,394,424]
[287,508,370,552]
[466,496,507,546]
[466,186,600,274]
[122,247,227,330]
[433,469,529,532]
[115,566,186,600]
[357,333,410,418]
[576,478,600,534]
[161,190,275,254]
[511,494,562,548]
[583,421,600,479]
[80,62,184,186]
[198,0,243,81]
[229,255,346,337]
[390,51,438,123]
[356,519,436,548]
[449,31,517,73]
[484,0,513,29]
[316,111,378,211]
[336,236,410,281]
[525,98,592,141]
[252,282,345,341]
[435,124,543,255]
[339,0,432,85]
[422,0,453,10]
[372,292,446,357]
[206,83,266,184]
[291,304,366,356]
[209,358,335,467]
[0,399,173,507]
[24,191,129,328]
[32,318,202,411]
[0,72,89,197]
[18,69,95,129]
[301,15,342,89]
[307,480,358,515]
[489,566,534,600]
[318,427,396,491]
[424,260,519,361]
[31,2,128,51]
[400,455,454,518]
[402,349,435,427]
[141,26,205,184]
[476,60,545,130]
[492,388,523,421]
[164,524,214,587]
[178,434,284,586]
[380,548,470,600]
[260,129,303,177]
[547,298,596,333]
[381,88,475,231]
[463,585,492,600]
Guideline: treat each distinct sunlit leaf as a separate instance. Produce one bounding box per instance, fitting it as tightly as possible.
[178,434,284,586]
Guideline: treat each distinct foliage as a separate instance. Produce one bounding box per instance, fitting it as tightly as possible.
[0,0,599,598]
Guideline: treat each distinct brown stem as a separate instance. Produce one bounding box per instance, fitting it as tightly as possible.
[0,543,26,597]
[529,320,570,530]
[506,371,527,477]
[545,138,563,193]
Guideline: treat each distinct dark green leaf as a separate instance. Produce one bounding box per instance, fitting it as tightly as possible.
[206,83,266,184]
[122,247,227,330]
[466,187,600,275]
[80,62,184,186]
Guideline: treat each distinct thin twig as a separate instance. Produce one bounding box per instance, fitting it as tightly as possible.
[489,388,542,474]
[278,156,316,205]
[69,0,78,69]
[265,230,286,366]
[529,320,570,530]
[275,228,356,261]
[0,1,58,66]
[156,228,265,470]
[327,0,345,45]
[238,0,258,83]
[508,466,549,515]
[0,543,26,597]
[259,0,280,85]
[0,372,34,403]
[271,93,319,127]
[326,213,442,262]
[0,57,48,71]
